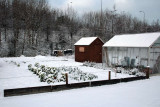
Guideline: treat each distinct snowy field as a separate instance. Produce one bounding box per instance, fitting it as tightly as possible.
[0,76,160,107]
[0,55,138,98]
[0,56,159,107]
[0,55,134,88]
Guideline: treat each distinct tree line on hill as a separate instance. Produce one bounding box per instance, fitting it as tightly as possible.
[0,0,160,57]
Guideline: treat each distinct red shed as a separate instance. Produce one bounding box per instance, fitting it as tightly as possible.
[74,37,104,63]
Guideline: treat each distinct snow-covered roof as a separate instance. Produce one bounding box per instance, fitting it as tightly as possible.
[74,37,97,46]
[103,32,160,48]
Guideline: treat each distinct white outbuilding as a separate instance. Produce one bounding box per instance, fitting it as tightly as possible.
[103,32,160,71]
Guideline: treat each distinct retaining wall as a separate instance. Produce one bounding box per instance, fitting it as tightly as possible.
[4,76,147,97]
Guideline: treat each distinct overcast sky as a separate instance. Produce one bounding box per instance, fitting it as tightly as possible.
[48,0,160,24]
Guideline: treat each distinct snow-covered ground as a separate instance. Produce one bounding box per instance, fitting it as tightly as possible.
[0,76,160,107]
[0,55,138,98]
[0,56,159,107]
[0,55,134,89]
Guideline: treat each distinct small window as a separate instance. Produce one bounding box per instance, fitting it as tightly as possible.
[79,47,85,52]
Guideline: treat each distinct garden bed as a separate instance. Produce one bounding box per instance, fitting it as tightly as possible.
[0,56,145,97]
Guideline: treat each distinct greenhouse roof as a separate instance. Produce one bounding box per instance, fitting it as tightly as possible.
[103,32,160,48]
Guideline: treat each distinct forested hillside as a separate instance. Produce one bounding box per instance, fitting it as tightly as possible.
[0,0,160,57]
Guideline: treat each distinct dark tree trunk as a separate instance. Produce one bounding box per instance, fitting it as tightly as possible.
[32,32,34,45]
[0,28,1,45]
[22,31,26,55]
[46,27,50,42]
[4,27,7,41]
[13,29,19,56]
[70,32,73,49]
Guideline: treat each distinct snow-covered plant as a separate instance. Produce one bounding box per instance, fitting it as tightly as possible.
[50,67,56,74]
[40,65,45,72]
[130,68,145,76]
[31,68,37,74]
[46,76,55,84]
[83,61,107,69]
[36,68,41,75]
[39,72,46,82]
[88,73,98,80]
[45,67,51,76]
[35,63,40,68]
[22,61,26,64]
[9,61,20,67]
[130,68,139,75]
[40,65,45,69]
[17,64,20,67]
[59,73,66,82]
[116,67,122,73]
[114,67,145,76]
[83,61,96,67]
[28,64,32,70]
[80,73,87,81]
[28,63,98,84]
[136,72,145,76]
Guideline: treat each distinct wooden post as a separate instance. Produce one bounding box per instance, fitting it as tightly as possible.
[115,68,117,77]
[89,82,91,87]
[65,73,68,85]
[146,66,150,79]
[108,71,111,80]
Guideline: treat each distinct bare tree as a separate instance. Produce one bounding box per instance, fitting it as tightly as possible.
[0,0,159,57]
[0,0,10,41]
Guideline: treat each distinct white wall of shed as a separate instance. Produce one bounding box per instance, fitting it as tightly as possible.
[105,47,160,68]
[150,47,160,68]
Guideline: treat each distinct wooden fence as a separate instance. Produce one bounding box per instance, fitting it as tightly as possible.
[4,76,147,97]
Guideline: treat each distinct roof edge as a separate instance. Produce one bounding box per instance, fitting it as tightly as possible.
[74,37,99,46]
[149,35,160,47]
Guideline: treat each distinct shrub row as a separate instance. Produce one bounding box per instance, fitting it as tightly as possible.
[28,63,98,84]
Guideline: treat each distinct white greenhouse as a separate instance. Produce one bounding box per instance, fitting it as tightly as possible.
[103,32,160,71]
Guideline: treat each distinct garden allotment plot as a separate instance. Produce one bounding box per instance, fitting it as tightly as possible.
[0,55,135,97]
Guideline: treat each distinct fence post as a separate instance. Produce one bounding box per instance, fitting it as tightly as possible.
[115,68,117,77]
[108,71,111,80]
[146,66,150,79]
[89,81,91,87]
[65,73,68,85]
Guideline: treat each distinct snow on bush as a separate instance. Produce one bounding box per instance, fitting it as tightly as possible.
[83,61,145,76]
[8,60,21,67]
[28,63,98,84]
[116,67,145,76]
[83,61,106,69]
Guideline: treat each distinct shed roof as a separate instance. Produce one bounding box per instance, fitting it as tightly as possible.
[74,37,98,46]
[103,32,160,48]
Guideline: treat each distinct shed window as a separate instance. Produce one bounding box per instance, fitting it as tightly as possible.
[79,47,85,52]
